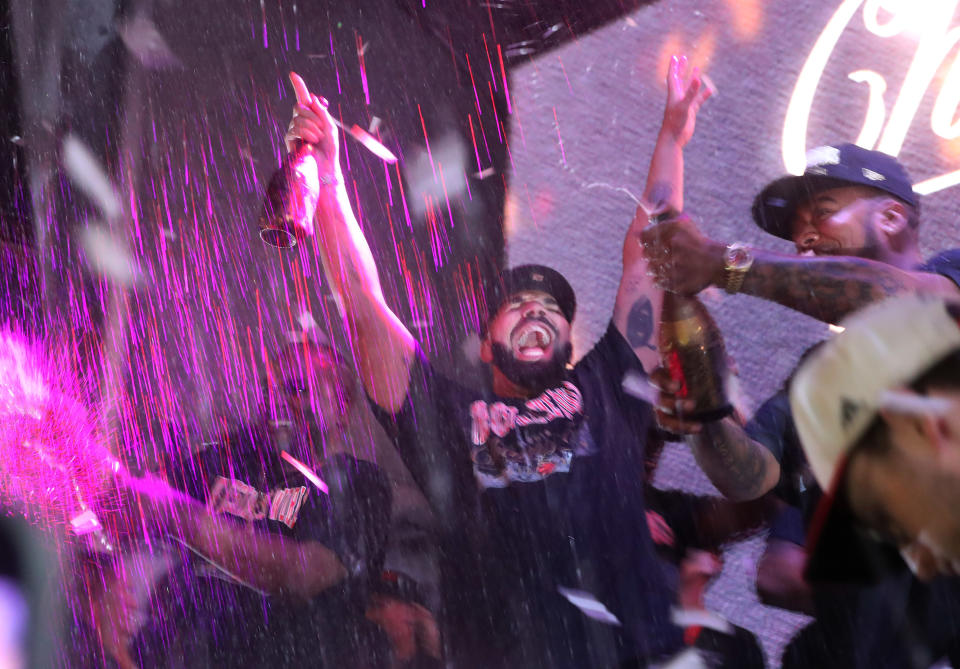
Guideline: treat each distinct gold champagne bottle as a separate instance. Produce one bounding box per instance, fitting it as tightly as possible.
[658,289,732,422]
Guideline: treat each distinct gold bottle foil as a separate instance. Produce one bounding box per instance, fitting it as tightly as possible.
[659,292,732,421]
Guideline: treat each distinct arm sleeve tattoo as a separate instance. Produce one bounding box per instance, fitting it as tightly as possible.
[742,253,923,324]
[689,418,774,501]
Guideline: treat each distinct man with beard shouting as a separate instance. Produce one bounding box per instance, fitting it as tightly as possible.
[285,56,724,668]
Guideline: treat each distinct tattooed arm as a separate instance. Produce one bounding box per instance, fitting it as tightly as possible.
[739,252,959,324]
[686,418,780,501]
[642,217,960,323]
[613,281,661,372]
[615,56,712,370]
[639,54,712,214]
[651,367,780,500]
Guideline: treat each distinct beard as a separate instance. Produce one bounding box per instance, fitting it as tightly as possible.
[491,340,573,392]
[857,219,886,259]
[817,212,885,259]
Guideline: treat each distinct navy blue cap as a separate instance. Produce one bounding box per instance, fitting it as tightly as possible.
[752,144,919,240]
[483,264,576,330]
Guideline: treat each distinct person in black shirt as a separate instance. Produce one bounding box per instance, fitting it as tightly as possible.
[750,366,960,669]
[384,279,685,667]
[88,339,439,668]
[645,144,960,504]
[283,57,733,667]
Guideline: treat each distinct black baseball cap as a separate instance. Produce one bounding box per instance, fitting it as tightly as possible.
[752,144,919,240]
[482,264,576,331]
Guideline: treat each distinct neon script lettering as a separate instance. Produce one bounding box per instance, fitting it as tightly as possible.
[784,0,960,194]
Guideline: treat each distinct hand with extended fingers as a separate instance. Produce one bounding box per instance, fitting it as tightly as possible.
[285,71,341,174]
[662,54,713,147]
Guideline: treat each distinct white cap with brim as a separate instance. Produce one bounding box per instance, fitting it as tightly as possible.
[789,295,960,581]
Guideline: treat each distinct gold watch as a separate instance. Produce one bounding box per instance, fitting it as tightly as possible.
[723,243,753,294]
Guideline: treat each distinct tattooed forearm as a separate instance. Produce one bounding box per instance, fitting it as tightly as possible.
[742,253,916,324]
[687,418,777,501]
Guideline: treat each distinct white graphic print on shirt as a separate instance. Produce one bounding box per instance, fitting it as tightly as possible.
[469,380,597,489]
[208,476,308,528]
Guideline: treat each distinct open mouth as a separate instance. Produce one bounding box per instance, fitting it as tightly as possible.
[812,241,842,256]
[512,320,555,361]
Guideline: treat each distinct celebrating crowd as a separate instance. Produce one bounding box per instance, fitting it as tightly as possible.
[16,49,960,669]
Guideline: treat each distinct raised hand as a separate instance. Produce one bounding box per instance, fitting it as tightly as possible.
[286,71,340,171]
[661,54,713,147]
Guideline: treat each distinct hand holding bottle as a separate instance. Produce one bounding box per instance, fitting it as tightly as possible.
[643,208,732,423]
[258,73,342,247]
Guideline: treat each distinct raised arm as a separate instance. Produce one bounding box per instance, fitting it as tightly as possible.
[286,73,416,412]
[640,54,710,214]
[614,55,711,371]
[640,216,960,324]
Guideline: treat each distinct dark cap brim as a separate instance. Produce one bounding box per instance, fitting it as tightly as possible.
[804,457,904,584]
[751,175,852,241]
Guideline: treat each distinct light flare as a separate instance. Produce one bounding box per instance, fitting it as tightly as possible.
[0,332,120,540]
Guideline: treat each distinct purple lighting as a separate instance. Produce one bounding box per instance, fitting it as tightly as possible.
[0,331,119,538]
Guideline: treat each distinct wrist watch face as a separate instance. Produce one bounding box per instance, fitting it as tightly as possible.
[725,244,752,270]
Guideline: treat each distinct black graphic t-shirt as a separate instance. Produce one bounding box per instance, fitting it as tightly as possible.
[178,425,380,582]
[373,322,681,667]
[159,426,391,668]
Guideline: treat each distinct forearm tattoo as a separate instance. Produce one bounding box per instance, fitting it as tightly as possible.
[744,256,908,324]
[626,297,657,351]
[694,420,769,499]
